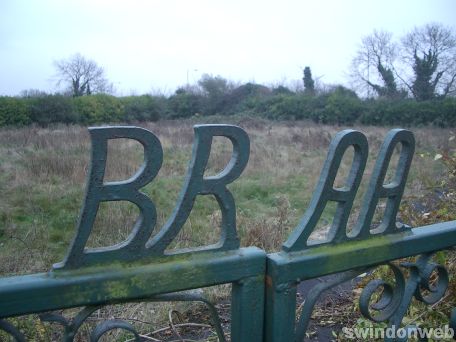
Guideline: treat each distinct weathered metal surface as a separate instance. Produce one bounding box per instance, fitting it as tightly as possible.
[0,124,265,341]
[294,268,369,341]
[55,124,250,270]
[0,247,265,318]
[268,221,456,285]
[283,129,369,250]
[0,125,455,341]
[359,254,448,329]
[266,129,456,342]
[38,291,227,342]
[283,129,415,251]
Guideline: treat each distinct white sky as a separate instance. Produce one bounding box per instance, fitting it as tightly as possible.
[1,0,455,96]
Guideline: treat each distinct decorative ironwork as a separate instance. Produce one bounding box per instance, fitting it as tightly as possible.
[359,253,449,335]
[0,125,455,342]
[294,268,370,341]
[265,129,456,342]
[55,124,250,270]
[0,319,26,342]
[358,263,405,323]
[90,319,140,341]
[292,253,453,342]
[40,305,103,341]
[34,291,226,341]
[0,125,265,342]
[283,128,415,251]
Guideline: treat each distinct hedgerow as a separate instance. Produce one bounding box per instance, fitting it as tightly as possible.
[1,87,455,127]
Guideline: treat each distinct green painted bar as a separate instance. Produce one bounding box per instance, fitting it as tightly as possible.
[265,222,456,342]
[0,247,266,319]
[2,126,456,340]
[231,275,265,341]
[268,220,456,287]
[264,280,297,342]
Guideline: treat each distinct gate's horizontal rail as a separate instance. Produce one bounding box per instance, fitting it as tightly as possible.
[2,125,455,341]
[262,128,456,341]
[0,247,265,319]
[267,220,456,286]
[265,221,456,342]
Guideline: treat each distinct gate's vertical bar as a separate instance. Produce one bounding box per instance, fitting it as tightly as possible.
[265,277,297,342]
[231,274,265,342]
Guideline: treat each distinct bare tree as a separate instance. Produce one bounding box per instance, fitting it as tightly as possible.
[54,53,112,97]
[350,30,404,98]
[400,23,456,100]
[19,89,48,98]
[351,24,456,100]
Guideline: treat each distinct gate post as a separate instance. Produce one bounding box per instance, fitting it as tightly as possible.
[265,272,297,342]
[232,274,266,341]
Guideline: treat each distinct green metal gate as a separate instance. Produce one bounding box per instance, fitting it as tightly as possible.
[0,124,455,341]
[265,129,456,341]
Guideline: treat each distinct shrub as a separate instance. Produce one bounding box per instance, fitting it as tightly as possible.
[0,97,30,126]
[120,95,163,122]
[361,98,456,127]
[223,83,272,115]
[198,74,232,115]
[167,90,203,118]
[311,86,363,125]
[29,95,77,126]
[265,94,311,120]
[433,97,456,128]
[74,94,124,124]
[272,85,294,95]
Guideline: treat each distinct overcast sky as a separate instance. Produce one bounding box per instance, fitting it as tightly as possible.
[1,0,455,96]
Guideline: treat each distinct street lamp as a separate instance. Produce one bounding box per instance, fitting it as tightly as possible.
[186,69,199,88]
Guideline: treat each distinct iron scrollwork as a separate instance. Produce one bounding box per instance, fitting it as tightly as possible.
[294,253,452,342]
[0,291,227,341]
[294,268,370,341]
[359,253,451,341]
[266,127,456,342]
[0,319,26,342]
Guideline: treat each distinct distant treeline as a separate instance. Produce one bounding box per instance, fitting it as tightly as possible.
[1,83,456,127]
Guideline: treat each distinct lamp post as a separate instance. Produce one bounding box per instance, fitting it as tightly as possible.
[186,69,199,88]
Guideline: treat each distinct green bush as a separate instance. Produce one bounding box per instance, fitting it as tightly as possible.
[74,94,124,124]
[265,94,311,120]
[312,86,363,125]
[0,97,30,126]
[0,86,455,127]
[432,97,456,127]
[198,74,231,115]
[223,83,272,115]
[120,95,163,122]
[361,98,456,127]
[167,89,203,118]
[29,95,77,126]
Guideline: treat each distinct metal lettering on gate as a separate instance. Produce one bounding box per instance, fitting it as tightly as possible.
[0,124,265,342]
[266,129,456,342]
[0,125,455,342]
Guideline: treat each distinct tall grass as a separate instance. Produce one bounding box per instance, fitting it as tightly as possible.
[0,118,452,340]
[0,119,451,274]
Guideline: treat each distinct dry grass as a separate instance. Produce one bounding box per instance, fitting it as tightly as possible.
[0,118,453,340]
[0,119,452,270]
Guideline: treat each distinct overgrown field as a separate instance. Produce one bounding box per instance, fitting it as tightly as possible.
[0,118,454,340]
